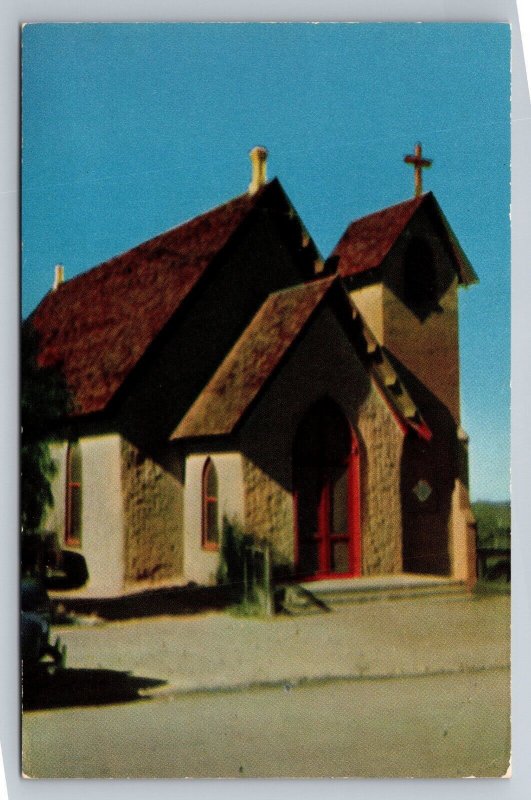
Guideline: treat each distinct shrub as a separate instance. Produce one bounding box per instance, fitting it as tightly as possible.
[216,517,252,603]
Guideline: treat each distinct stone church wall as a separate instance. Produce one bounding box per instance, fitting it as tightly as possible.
[239,303,404,576]
[242,457,294,569]
[357,390,404,575]
[120,439,184,587]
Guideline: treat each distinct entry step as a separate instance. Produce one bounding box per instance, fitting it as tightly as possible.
[278,575,468,614]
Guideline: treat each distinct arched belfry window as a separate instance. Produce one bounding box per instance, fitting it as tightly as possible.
[202,458,219,549]
[403,236,437,310]
[65,441,82,547]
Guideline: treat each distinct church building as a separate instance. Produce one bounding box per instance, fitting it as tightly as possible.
[28,145,478,598]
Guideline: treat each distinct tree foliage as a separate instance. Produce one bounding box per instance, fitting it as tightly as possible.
[472,501,511,547]
[21,323,70,531]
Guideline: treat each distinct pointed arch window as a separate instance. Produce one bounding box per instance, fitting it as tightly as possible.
[65,441,82,547]
[202,458,219,549]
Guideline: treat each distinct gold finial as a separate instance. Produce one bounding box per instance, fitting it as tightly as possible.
[53,264,65,290]
[404,142,432,197]
[248,146,268,195]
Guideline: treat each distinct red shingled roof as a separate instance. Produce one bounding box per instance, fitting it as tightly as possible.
[171,277,337,439]
[333,195,424,277]
[171,276,430,441]
[29,183,276,417]
[332,192,477,285]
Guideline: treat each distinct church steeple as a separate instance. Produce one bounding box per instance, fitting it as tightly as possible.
[330,189,477,424]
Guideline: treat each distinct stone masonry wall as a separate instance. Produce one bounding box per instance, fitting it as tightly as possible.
[239,304,405,577]
[121,440,184,585]
[242,457,294,568]
[357,390,404,575]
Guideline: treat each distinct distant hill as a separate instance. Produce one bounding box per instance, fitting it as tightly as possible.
[472,501,511,546]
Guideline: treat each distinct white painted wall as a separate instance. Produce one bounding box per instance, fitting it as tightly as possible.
[45,434,125,597]
[183,452,244,585]
[81,435,125,595]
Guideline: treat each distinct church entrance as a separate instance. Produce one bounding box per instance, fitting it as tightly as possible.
[293,399,361,580]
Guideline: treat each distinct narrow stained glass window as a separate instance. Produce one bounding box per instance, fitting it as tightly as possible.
[202,458,219,549]
[65,441,82,547]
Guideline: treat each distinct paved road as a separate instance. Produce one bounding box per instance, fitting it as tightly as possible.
[23,667,510,778]
[34,593,510,694]
[21,593,510,778]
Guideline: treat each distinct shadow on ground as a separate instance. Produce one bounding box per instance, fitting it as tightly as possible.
[52,584,232,622]
[22,668,167,711]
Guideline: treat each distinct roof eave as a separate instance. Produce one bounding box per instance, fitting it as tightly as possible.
[425,193,479,286]
[170,276,344,441]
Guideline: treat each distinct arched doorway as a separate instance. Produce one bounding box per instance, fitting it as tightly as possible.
[293,399,361,580]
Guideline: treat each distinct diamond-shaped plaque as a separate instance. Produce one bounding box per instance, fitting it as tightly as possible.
[412,479,432,503]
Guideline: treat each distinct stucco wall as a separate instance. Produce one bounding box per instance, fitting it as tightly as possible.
[349,283,384,343]
[239,303,405,577]
[45,435,125,597]
[450,477,477,586]
[121,440,184,587]
[183,452,245,585]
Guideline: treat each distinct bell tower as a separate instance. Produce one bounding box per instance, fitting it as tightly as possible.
[331,153,477,423]
[329,151,478,582]
[371,202,463,422]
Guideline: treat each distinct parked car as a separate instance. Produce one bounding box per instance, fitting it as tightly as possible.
[21,575,66,675]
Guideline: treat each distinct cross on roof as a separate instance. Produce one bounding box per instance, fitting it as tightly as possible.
[404,142,432,197]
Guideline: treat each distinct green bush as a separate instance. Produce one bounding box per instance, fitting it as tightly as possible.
[216,517,252,603]
[472,501,511,547]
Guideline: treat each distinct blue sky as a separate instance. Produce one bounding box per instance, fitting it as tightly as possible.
[21,23,510,501]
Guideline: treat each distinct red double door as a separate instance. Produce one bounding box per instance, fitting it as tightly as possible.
[294,400,361,580]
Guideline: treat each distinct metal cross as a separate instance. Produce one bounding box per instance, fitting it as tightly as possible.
[404,142,432,197]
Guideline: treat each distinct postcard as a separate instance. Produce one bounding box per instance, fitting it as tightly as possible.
[20,22,510,779]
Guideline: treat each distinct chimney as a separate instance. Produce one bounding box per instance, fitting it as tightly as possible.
[248,146,268,195]
[53,264,65,290]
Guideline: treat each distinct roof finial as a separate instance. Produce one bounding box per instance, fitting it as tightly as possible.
[248,146,268,195]
[53,264,65,290]
[404,142,432,197]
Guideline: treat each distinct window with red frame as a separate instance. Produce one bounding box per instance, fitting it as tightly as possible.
[202,458,219,549]
[65,441,82,547]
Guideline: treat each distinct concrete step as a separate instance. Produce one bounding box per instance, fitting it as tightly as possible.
[277,575,468,615]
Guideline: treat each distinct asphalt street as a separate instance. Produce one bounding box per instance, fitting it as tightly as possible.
[21,592,510,778]
[23,667,510,778]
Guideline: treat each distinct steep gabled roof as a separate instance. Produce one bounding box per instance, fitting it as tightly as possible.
[171,277,336,439]
[331,192,478,286]
[171,276,431,441]
[28,180,284,417]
